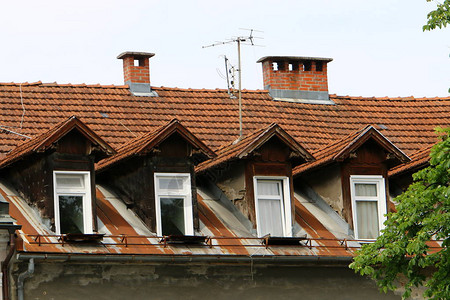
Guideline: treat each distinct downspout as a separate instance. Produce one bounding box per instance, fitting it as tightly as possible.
[1,225,21,300]
[16,259,33,300]
[1,234,15,300]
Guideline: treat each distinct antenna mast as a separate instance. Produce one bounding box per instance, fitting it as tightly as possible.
[203,29,263,139]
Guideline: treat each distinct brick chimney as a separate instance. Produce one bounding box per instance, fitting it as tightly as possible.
[117,51,157,96]
[257,56,333,104]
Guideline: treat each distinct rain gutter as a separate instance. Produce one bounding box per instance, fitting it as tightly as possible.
[16,253,353,265]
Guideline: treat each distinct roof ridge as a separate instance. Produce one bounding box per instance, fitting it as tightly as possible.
[330,95,450,101]
[0,82,449,99]
[0,81,43,86]
[0,82,129,89]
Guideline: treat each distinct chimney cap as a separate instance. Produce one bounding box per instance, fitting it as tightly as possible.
[117,51,155,60]
[257,56,333,63]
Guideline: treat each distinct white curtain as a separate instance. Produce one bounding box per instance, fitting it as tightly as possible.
[355,183,377,197]
[356,201,379,239]
[257,180,280,196]
[257,180,283,237]
[258,199,283,237]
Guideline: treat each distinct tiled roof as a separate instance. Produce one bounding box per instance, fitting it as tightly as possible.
[196,123,313,173]
[389,144,433,177]
[293,125,410,176]
[0,82,449,158]
[96,119,216,172]
[0,116,115,169]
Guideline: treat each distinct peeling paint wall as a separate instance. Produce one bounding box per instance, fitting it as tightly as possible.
[216,163,247,216]
[301,164,344,217]
[14,262,401,300]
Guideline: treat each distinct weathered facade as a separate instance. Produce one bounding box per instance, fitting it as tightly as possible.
[0,52,447,299]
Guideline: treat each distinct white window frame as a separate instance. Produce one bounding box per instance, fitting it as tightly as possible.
[253,176,292,237]
[53,171,93,235]
[350,175,387,240]
[154,173,194,236]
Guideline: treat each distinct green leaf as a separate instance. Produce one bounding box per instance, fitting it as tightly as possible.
[350,128,450,299]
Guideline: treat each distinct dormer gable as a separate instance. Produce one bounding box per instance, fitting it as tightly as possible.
[293,125,410,241]
[196,123,313,175]
[96,119,215,173]
[0,116,114,234]
[196,123,313,238]
[293,125,409,177]
[0,116,115,169]
[95,119,215,236]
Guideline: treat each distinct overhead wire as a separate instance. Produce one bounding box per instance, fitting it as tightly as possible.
[19,83,26,129]
[0,83,31,139]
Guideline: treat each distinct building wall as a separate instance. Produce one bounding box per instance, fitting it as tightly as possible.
[14,262,401,300]
[215,162,247,216]
[97,133,198,232]
[300,164,344,216]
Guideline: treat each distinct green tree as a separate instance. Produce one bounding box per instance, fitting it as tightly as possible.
[350,128,450,299]
[423,0,450,31]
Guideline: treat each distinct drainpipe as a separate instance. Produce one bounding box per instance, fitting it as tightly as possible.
[17,259,34,300]
[1,225,21,300]
[1,234,15,300]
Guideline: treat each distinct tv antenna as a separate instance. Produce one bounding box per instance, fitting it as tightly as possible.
[217,55,237,98]
[203,29,263,139]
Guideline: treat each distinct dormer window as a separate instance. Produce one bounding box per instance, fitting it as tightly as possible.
[53,171,93,234]
[350,175,387,240]
[154,173,194,236]
[254,177,292,237]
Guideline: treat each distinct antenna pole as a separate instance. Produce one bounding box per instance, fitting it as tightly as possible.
[237,39,243,138]
[224,56,230,95]
[202,29,263,141]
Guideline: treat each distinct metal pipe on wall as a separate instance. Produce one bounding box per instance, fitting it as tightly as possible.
[17,259,34,300]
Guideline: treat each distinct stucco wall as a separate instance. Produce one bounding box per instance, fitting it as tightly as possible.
[302,164,344,216]
[14,261,401,300]
[215,163,247,215]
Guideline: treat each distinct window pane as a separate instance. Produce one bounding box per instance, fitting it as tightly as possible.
[258,199,283,237]
[356,201,379,239]
[160,197,185,236]
[257,180,281,196]
[56,175,84,189]
[355,183,377,197]
[59,195,84,234]
[159,177,185,191]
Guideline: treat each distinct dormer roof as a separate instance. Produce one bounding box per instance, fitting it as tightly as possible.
[96,119,216,172]
[293,125,410,176]
[0,116,115,169]
[196,123,313,174]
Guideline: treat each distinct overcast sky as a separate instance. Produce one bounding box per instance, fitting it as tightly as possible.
[1,1,449,97]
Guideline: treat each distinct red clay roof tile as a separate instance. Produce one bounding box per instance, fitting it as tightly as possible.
[0,82,448,162]
[389,144,434,177]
